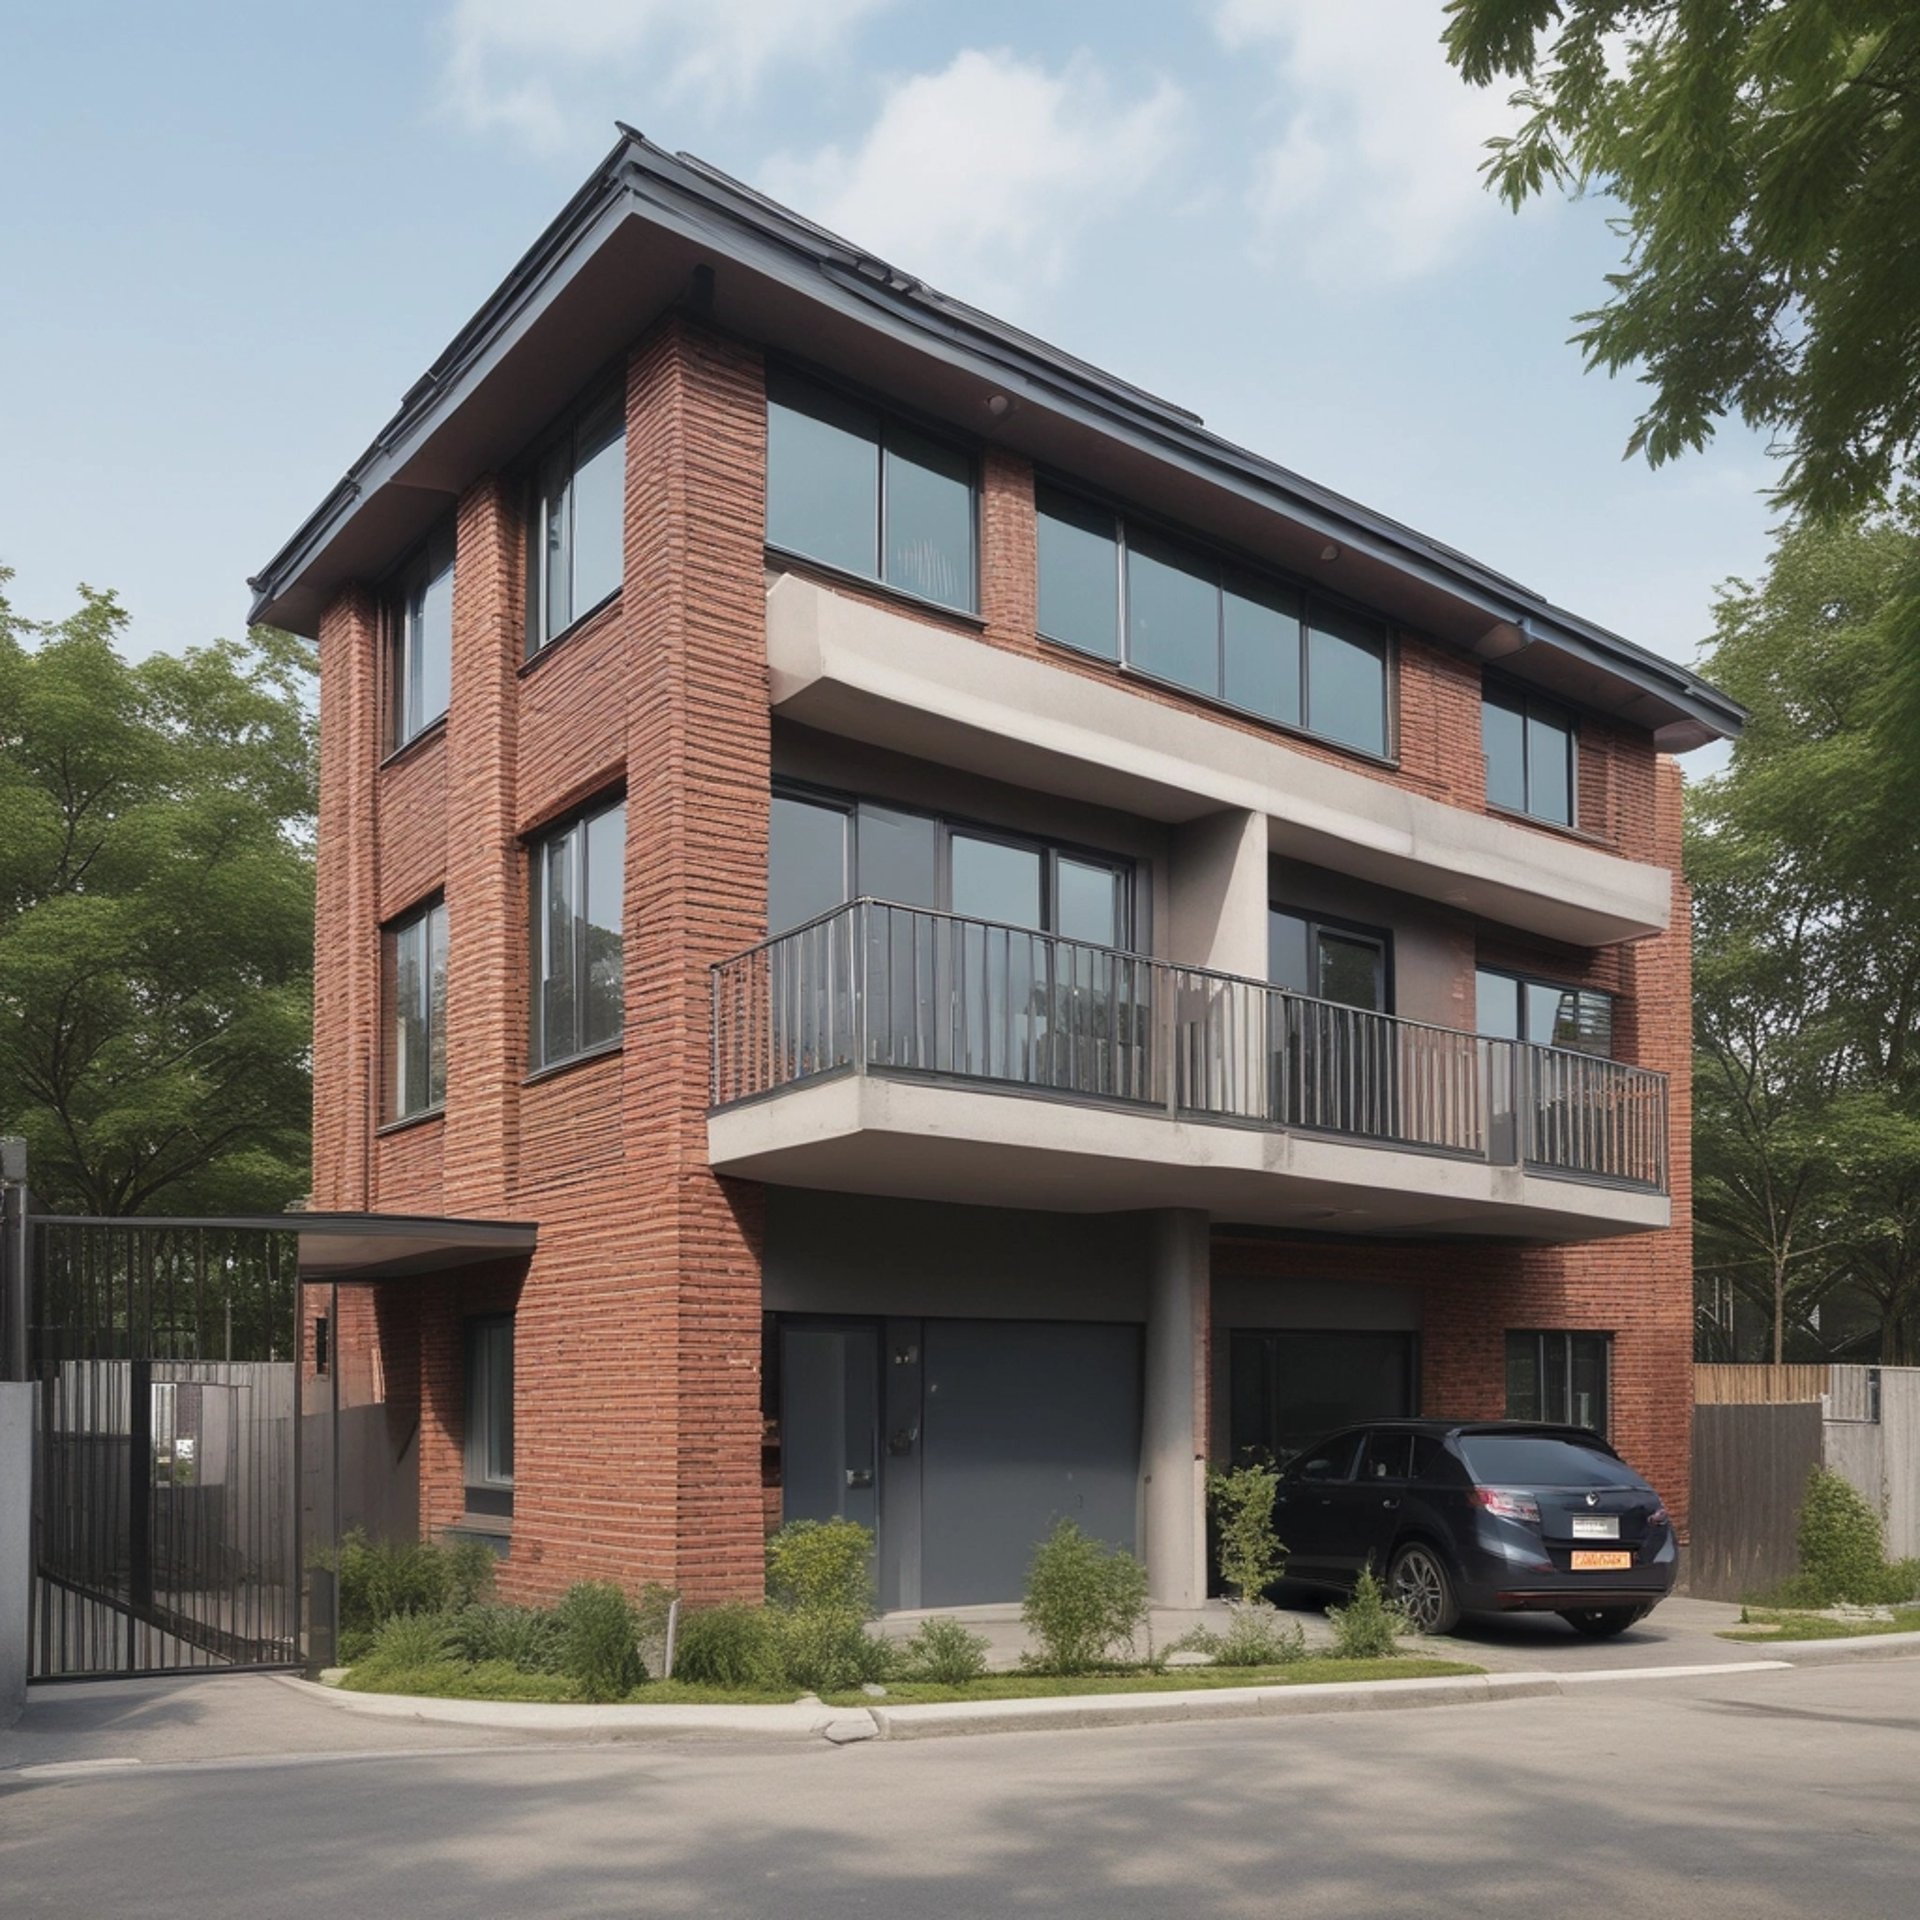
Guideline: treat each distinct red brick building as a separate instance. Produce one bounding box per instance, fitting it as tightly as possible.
[252,132,1741,1620]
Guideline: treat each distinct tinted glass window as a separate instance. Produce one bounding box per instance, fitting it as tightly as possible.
[1054,857,1124,946]
[1482,697,1526,811]
[1305,604,1387,754]
[1126,531,1218,696]
[855,802,939,909]
[582,802,625,1050]
[1223,573,1302,727]
[1506,1330,1612,1434]
[390,898,447,1120]
[1318,932,1384,1011]
[465,1315,515,1498]
[534,800,625,1067]
[1478,970,1614,1058]
[767,377,878,577]
[769,795,849,933]
[1359,1431,1413,1481]
[1528,711,1573,823]
[390,522,454,749]
[884,425,974,610]
[1410,1435,1452,1483]
[1456,1434,1639,1488]
[1294,1434,1364,1481]
[1036,487,1120,659]
[527,388,626,652]
[950,834,1043,931]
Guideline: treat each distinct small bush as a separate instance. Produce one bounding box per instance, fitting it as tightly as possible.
[1328,1566,1405,1661]
[1173,1606,1307,1669]
[766,1519,875,1617]
[898,1617,992,1685]
[1020,1520,1150,1675]
[672,1604,786,1690]
[1880,1558,1920,1604]
[332,1529,496,1643]
[778,1610,893,1692]
[362,1610,454,1671]
[445,1603,564,1674]
[1209,1461,1287,1603]
[556,1581,646,1701]
[1798,1468,1892,1605]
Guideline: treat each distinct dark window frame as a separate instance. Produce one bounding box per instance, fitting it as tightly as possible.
[769,777,1140,949]
[385,518,456,753]
[464,1313,515,1514]
[1482,678,1579,827]
[528,793,627,1073]
[1504,1329,1612,1436]
[1035,478,1395,760]
[1267,902,1395,1013]
[1474,965,1615,1059]
[764,364,981,616]
[524,378,627,659]
[384,894,448,1122]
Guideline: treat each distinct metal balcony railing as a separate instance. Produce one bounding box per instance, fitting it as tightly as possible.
[710,899,1669,1193]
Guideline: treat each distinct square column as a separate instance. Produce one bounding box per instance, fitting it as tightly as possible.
[1144,1208,1210,1607]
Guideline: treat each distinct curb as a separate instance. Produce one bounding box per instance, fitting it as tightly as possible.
[273,1645,1904,1746]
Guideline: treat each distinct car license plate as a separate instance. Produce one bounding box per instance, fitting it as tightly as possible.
[1571,1550,1633,1571]
[1571,1514,1620,1540]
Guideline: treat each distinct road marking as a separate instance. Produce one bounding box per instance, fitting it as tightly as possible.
[15,1757,143,1779]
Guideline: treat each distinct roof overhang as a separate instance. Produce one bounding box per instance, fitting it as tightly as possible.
[289,1212,537,1283]
[249,131,1744,752]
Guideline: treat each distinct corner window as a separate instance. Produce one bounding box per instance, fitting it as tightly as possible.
[387,897,448,1120]
[1506,1330,1610,1434]
[1475,968,1613,1057]
[531,798,625,1069]
[526,386,625,655]
[1037,485,1388,756]
[388,521,454,750]
[766,370,977,613]
[464,1315,514,1515]
[1483,683,1576,826]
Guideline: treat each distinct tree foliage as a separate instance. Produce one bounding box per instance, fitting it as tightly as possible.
[0,568,315,1215]
[1443,2,1920,524]
[1687,503,1920,1362]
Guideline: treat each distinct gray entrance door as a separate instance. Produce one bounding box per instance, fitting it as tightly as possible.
[779,1322,880,1535]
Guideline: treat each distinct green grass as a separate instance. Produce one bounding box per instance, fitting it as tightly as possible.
[823,1657,1480,1706]
[336,1653,1480,1707]
[1721,1605,1920,1644]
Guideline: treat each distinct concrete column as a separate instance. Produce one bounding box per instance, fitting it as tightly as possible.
[1169,808,1267,976]
[1,1382,33,1726]
[1143,1209,1210,1607]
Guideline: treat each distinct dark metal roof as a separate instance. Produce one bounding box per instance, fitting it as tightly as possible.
[248,127,1744,750]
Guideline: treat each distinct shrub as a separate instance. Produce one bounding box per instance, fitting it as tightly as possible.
[361,1610,455,1671]
[556,1581,646,1701]
[1797,1467,1892,1605]
[672,1604,787,1690]
[766,1519,875,1617]
[1020,1520,1150,1675]
[332,1529,496,1644]
[778,1608,894,1693]
[1173,1606,1307,1669]
[897,1616,992,1685]
[1328,1565,1405,1660]
[1209,1461,1287,1603]
[445,1604,564,1674]
[1880,1558,1920,1604]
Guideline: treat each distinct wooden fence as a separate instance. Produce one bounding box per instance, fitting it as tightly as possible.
[1693,1364,1831,1406]
[1689,1401,1825,1602]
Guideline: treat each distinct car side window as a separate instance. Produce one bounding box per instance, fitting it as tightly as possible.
[1296,1434,1363,1482]
[1410,1435,1456,1484]
[1360,1432,1413,1482]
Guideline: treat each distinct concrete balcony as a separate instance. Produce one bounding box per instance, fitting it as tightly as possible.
[765,572,1674,950]
[708,901,1670,1242]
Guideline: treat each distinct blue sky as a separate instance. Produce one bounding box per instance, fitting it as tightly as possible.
[2,0,1779,736]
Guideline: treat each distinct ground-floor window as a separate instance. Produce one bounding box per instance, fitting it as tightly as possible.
[464,1314,515,1516]
[1505,1329,1610,1434]
[1228,1329,1419,1467]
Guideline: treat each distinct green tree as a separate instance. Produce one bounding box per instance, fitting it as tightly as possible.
[1688,504,1920,1362]
[1443,2,1920,523]
[0,568,315,1214]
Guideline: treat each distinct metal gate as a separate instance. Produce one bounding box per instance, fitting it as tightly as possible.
[25,1218,301,1679]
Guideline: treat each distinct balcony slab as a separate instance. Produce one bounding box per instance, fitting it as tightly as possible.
[766,572,1672,949]
[707,1074,1669,1243]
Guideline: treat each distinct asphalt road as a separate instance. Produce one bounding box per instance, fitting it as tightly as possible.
[4,1661,1917,1919]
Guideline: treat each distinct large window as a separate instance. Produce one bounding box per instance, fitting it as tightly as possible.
[526,386,625,655]
[1475,968,1613,1057]
[1482,682,1576,826]
[766,370,977,613]
[388,521,453,750]
[1506,1330,1610,1434]
[387,897,448,1120]
[1036,484,1391,756]
[532,799,625,1069]
[464,1315,515,1516]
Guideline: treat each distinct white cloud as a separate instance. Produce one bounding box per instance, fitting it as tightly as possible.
[760,49,1186,311]
[1214,0,1524,286]
[439,0,895,153]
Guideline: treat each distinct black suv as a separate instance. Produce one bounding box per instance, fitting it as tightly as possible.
[1272,1419,1677,1637]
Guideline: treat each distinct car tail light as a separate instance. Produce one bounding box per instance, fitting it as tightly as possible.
[1472,1486,1541,1525]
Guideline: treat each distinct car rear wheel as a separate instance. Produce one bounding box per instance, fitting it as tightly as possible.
[1559,1606,1646,1638]
[1387,1543,1460,1635]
